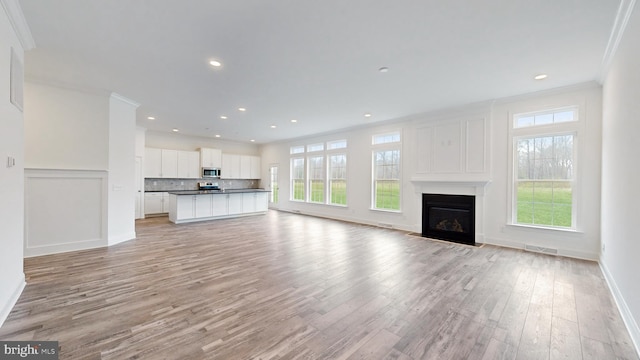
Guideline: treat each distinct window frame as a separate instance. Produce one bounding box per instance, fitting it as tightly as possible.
[290,157,306,202]
[307,154,325,203]
[328,153,347,206]
[509,106,582,231]
[371,131,402,212]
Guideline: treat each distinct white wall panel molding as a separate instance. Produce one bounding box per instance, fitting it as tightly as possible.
[24,169,108,257]
[0,0,35,50]
[415,114,490,180]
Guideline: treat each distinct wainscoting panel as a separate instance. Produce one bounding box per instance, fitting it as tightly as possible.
[24,169,108,257]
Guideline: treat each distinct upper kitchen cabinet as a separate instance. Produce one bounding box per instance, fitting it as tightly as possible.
[222,154,261,179]
[145,148,162,178]
[200,148,222,168]
[144,147,178,178]
[222,153,241,179]
[177,150,200,179]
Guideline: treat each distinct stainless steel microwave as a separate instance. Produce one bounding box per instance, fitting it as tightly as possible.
[202,167,221,178]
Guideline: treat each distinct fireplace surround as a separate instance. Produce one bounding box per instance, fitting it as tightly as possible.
[422,193,476,245]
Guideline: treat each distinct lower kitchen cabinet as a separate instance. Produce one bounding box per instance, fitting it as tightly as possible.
[144,192,169,215]
[168,190,269,224]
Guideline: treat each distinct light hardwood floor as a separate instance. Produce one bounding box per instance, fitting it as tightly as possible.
[0,211,637,359]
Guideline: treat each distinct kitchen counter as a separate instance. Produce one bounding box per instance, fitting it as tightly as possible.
[167,189,269,224]
[167,188,269,195]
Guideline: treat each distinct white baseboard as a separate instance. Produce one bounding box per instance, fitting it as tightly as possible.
[24,238,106,258]
[483,236,598,261]
[0,273,26,328]
[600,260,640,357]
[108,231,136,246]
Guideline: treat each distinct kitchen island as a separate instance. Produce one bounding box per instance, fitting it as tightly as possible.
[167,189,269,224]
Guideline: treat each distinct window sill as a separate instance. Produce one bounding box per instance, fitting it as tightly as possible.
[369,208,402,214]
[506,223,583,234]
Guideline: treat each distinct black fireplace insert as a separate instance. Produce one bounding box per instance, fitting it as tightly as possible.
[422,194,475,245]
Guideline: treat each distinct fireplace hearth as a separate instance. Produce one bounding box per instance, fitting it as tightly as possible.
[422,194,475,245]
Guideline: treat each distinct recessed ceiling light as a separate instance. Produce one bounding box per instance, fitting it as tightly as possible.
[270,125,277,128]
[147,116,155,120]
[291,119,298,123]
[364,113,372,118]
[238,107,246,112]
[220,115,228,120]
[534,74,548,80]
[172,128,179,132]
[250,139,255,142]
[215,134,221,138]
[378,67,389,73]
[209,60,222,67]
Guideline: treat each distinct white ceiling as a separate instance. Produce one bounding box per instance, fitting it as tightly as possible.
[20,0,620,144]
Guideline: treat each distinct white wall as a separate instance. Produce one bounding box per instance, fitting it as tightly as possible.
[23,83,110,256]
[601,4,640,351]
[107,94,139,245]
[23,83,140,255]
[0,0,27,326]
[146,130,259,155]
[24,82,109,170]
[261,85,603,260]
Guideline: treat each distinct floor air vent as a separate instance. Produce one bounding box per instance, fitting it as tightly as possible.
[524,244,558,255]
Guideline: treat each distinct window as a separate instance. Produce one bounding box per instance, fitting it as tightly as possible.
[328,154,347,205]
[372,131,401,211]
[373,132,401,145]
[327,139,347,150]
[289,139,347,206]
[269,165,278,204]
[291,158,305,201]
[308,155,325,203]
[307,143,324,152]
[512,107,578,229]
[290,146,305,154]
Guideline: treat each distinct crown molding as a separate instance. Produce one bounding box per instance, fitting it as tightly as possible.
[110,92,141,108]
[600,0,637,82]
[0,0,35,51]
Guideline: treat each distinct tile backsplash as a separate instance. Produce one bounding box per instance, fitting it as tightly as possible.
[145,178,260,192]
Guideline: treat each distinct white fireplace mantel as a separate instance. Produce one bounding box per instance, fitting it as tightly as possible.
[410,175,491,195]
[411,175,490,243]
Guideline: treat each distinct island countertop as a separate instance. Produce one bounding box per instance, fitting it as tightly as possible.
[167,188,270,196]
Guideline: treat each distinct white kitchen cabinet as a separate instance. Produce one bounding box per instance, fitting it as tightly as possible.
[240,156,251,179]
[195,195,213,218]
[255,192,268,212]
[200,148,222,169]
[212,195,228,216]
[222,154,241,179]
[144,148,162,178]
[222,154,261,179]
[161,149,178,178]
[242,192,256,213]
[242,192,268,213]
[144,148,181,178]
[144,192,170,214]
[250,156,261,179]
[227,193,243,214]
[177,150,200,179]
[174,195,194,220]
[168,191,269,224]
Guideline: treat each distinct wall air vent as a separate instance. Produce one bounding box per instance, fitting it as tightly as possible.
[524,244,558,255]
